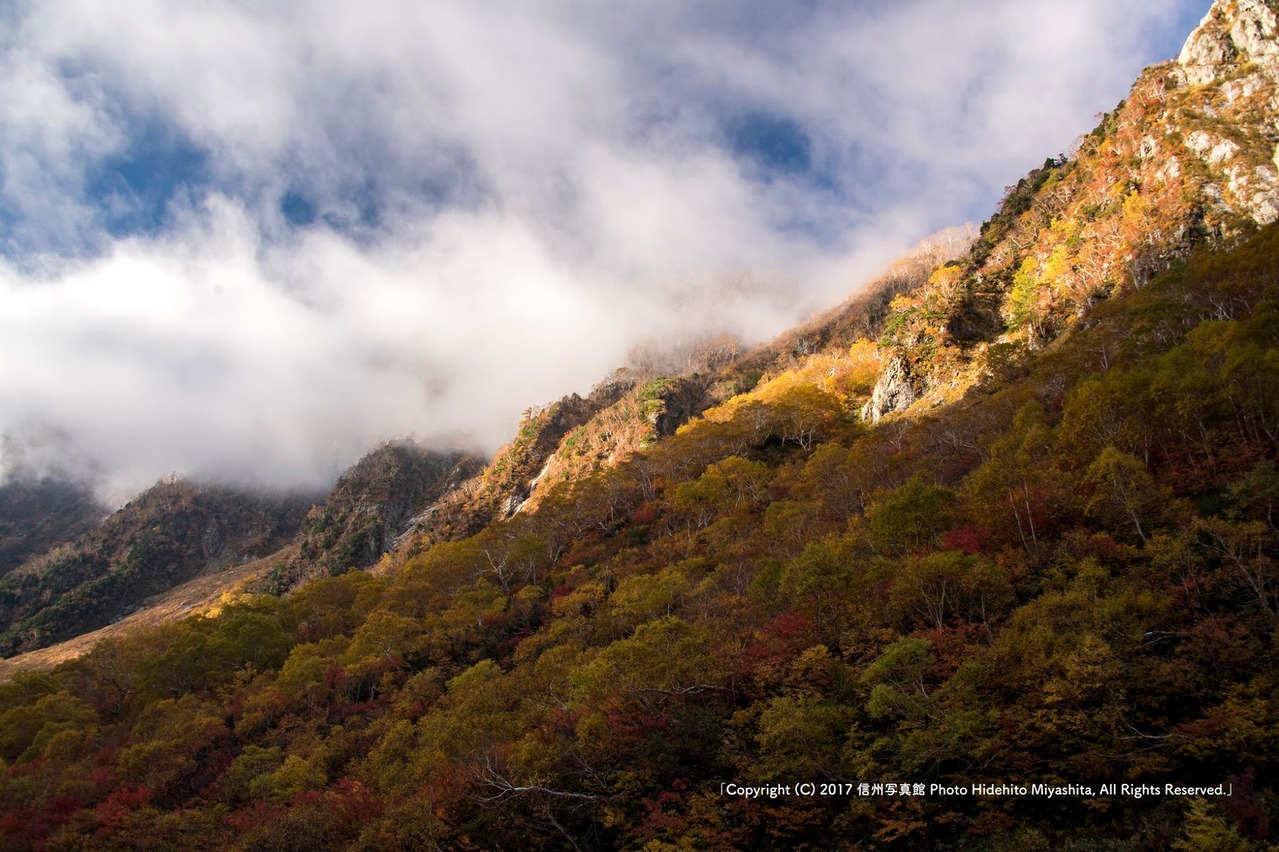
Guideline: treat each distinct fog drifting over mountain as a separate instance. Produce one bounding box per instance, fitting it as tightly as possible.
[0,0,1203,497]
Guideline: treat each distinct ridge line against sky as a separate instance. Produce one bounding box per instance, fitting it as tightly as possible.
[0,0,1205,497]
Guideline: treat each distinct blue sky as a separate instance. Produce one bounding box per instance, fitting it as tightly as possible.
[0,0,1208,494]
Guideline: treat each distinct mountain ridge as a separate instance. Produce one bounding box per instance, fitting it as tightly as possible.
[0,478,316,657]
[0,2,1277,848]
[860,0,1279,423]
[0,476,105,581]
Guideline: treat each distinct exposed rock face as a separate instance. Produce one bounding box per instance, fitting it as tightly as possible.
[858,0,1279,417]
[1174,0,1279,224]
[399,380,635,546]
[860,356,918,424]
[292,442,484,579]
[1178,0,1279,85]
[643,376,714,438]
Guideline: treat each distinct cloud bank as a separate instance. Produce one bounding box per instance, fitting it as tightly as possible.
[0,0,1205,496]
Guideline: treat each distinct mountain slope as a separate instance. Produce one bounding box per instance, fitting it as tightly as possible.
[276,442,485,589]
[8,218,1273,850]
[0,480,314,657]
[0,3,1277,850]
[863,0,1279,422]
[490,228,975,519]
[0,441,487,666]
[0,548,288,683]
[0,477,104,580]
[395,380,635,549]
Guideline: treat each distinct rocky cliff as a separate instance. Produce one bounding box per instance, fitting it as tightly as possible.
[280,442,484,587]
[860,0,1279,422]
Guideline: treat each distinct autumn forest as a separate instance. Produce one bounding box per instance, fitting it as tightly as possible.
[3,1,1279,849]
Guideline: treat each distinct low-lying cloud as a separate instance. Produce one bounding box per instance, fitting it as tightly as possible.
[0,0,1204,497]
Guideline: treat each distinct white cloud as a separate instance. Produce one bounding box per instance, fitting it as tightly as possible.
[0,0,1206,496]
[1,198,637,492]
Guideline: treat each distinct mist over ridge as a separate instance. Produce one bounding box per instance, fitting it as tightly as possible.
[0,0,1205,499]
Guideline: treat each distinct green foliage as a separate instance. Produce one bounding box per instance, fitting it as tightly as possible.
[753,694,855,780]
[1173,798,1250,852]
[0,688,95,762]
[1006,257,1043,330]
[863,636,933,695]
[867,475,957,556]
[1084,447,1161,542]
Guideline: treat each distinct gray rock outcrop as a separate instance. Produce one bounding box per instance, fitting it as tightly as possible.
[860,355,919,424]
[1178,0,1279,86]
